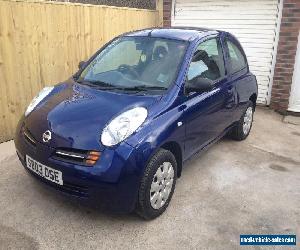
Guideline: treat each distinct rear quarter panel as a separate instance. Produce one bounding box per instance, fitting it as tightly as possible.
[234,72,258,121]
[223,32,258,121]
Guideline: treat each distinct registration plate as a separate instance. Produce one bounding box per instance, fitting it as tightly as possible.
[26,155,63,185]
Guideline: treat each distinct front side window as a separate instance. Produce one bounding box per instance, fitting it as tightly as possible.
[226,39,247,73]
[78,37,188,92]
[187,38,225,81]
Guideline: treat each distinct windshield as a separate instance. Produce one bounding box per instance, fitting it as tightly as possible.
[78,36,188,92]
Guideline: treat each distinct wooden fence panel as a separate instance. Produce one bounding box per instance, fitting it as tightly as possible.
[0,0,158,142]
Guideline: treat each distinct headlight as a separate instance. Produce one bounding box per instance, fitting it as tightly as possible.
[25,86,54,116]
[101,107,148,146]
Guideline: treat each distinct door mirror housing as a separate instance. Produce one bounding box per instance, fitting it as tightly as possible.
[78,61,86,69]
[185,77,214,94]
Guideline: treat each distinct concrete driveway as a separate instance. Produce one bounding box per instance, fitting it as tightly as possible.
[0,107,299,250]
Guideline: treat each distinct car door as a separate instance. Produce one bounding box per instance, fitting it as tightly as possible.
[182,36,236,159]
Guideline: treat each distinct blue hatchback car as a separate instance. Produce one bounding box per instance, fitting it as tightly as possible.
[15,27,257,219]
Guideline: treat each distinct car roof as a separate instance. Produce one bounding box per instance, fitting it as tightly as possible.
[124,27,220,42]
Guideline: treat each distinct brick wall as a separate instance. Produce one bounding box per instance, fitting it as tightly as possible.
[163,0,172,27]
[270,0,300,113]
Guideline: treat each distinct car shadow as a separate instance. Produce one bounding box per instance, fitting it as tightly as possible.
[25,169,143,222]
[21,138,231,222]
[8,137,231,224]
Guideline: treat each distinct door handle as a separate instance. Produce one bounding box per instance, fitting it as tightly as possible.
[227,86,234,94]
[225,86,236,109]
[179,104,187,111]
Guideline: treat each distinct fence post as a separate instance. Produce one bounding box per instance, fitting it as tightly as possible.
[156,0,163,27]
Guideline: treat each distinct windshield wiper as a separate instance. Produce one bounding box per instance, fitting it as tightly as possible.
[119,85,168,91]
[77,81,167,92]
[77,80,116,89]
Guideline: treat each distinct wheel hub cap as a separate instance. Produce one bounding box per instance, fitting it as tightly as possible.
[243,107,253,135]
[150,162,174,210]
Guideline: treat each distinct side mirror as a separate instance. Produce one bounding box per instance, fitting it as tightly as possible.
[78,61,86,69]
[185,77,214,94]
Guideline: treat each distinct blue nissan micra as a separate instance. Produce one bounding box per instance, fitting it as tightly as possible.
[15,27,257,219]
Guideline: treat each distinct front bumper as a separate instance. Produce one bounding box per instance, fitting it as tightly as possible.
[14,121,143,213]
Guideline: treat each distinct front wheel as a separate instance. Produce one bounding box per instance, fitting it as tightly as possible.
[230,102,254,141]
[136,149,177,220]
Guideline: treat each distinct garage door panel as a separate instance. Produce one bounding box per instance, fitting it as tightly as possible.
[176,4,277,11]
[258,87,269,96]
[173,0,280,104]
[258,85,269,92]
[176,8,278,16]
[244,47,274,53]
[250,67,271,74]
[225,29,276,35]
[173,21,278,31]
[173,20,276,29]
[174,18,277,25]
[176,13,277,21]
[247,53,273,60]
[236,33,275,40]
[256,73,270,80]
[176,0,276,3]
[255,74,271,79]
[241,43,275,50]
[257,80,268,89]
[238,38,276,45]
[249,61,274,67]
[248,58,273,65]
[257,94,268,104]
[246,50,273,56]
[257,98,267,105]
[176,0,277,5]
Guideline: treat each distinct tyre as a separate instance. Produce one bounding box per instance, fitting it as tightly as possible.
[136,148,177,220]
[230,101,254,141]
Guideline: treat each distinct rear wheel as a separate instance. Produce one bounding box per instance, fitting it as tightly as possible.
[230,101,254,141]
[136,149,177,220]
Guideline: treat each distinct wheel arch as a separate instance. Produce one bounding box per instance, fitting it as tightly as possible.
[161,141,183,178]
[249,93,257,111]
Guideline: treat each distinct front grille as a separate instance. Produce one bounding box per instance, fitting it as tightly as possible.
[62,181,89,197]
[52,148,100,166]
[54,148,86,164]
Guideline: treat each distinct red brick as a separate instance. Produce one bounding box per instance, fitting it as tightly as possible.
[271,0,300,113]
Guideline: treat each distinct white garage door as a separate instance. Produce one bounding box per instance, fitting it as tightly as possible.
[172,0,282,104]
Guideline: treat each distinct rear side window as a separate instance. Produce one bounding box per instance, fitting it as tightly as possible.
[187,38,225,81]
[226,39,247,73]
